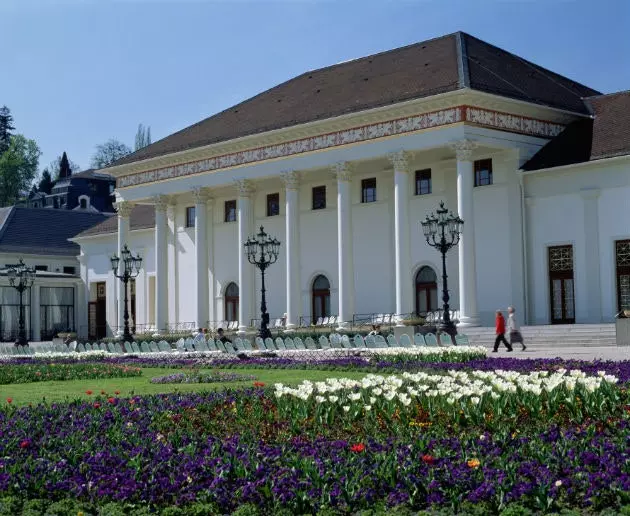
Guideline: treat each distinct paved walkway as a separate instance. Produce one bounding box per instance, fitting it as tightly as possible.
[486,345,630,361]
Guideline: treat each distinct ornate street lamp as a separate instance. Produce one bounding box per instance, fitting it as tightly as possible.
[420,201,464,337]
[244,226,280,339]
[7,259,36,346]
[111,244,142,343]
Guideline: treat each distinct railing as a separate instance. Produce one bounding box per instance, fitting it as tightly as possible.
[206,320,239,331]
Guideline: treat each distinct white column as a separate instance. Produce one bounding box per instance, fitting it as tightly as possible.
[334,162,354,330]
[581,188,602,322]
[453,139,480,327]
[236,179,254,334]
[282,171,300,331]
[206,196,215,325]
[115,201,133,336]
[193,187,209,329]
[167,201,178,326]
[77,254,89,339]
[154,195,169,335]
[389,150,412,323]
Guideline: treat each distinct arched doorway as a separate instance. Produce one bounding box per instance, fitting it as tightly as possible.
[224,282,239,322]
[415,266,438,315]
[311,275,331,322]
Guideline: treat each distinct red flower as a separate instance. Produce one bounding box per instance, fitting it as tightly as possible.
[6,398,12,404]
[93,402,101,408]
[19,440,30,449]
[350,443,365,453]
[422,454,435,465]
[107,397,116,404]
[253,381,266,388]
[85,390,93,395]
[114,390,120,395]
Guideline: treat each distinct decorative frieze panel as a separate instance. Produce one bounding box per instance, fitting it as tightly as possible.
[118,105,566,188]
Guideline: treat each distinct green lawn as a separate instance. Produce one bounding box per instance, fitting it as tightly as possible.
[2,367,371,406]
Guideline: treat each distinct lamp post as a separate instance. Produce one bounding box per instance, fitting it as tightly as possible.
[7,259,36,346]
[420,201,464,337]
[244,226,280,339]
[111,244,142,343]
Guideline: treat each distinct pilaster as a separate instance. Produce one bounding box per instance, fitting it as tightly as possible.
[580,188,602,322]
[333,162,354,329]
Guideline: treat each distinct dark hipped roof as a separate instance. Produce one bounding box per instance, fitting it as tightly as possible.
[112,32,598,168]
[75,204,155,238]
[0,207,109,256]
[522,90,630,171]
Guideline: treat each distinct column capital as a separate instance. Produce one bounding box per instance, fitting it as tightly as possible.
[451,139,478,162]
[388,150,410,173]
[580,188,600,200]
[333,161,353,182]
[115,201,134,218]
[192,187,210,204]
[281,170,300,191]
[234,179,255,197]
[154,195,170,213]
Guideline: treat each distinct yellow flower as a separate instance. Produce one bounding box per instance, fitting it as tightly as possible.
[467,458,481,469]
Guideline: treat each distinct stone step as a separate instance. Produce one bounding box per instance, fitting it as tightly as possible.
[461,325,616,347]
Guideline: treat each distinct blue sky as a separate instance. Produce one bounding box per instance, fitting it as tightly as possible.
[2,0,629,175]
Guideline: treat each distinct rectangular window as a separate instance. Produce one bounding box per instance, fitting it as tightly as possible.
[40,286,75,340]
[474,159,493,187]
[63,266,76,275]
[224,200,237,222]
[415,169,432,195]
[548,245,575,324]
[361,178,377,203]
[185,206,195,228]
[35,265,48,272]
[266,193,280,217]
[312,186,326,210]
[0,286,31,341]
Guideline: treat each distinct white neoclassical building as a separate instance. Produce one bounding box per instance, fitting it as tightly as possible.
[73,32,630,339]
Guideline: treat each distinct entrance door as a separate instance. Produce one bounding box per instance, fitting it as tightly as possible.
[616,240,630,313]
[88,282,107,339]
[548,246,575,324]
[415,266,438,315]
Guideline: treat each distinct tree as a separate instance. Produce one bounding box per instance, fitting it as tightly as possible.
[134,124,152,151]
[48,152,80,180]
[0,135,41,207]
[90,139,131,169]
[37,168,54,194]
[0,106,15,154]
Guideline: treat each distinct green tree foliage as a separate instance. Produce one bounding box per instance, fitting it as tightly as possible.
[90,139,131,169]
[37,168,54,194]
[0,106,15,154]
[134,124,151,151]
[0,134,41,206]
[49,151,80,180]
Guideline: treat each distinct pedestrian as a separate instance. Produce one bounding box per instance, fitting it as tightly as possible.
[507,306,526,351]
[493,310,512,352]
[216,328,232,344]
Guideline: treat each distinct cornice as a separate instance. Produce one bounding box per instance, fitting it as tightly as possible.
[118,96,569,190]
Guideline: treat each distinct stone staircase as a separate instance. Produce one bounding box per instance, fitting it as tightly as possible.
[462,324,616,348]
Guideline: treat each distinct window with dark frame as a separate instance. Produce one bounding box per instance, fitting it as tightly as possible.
[361,178,377,203]
[266,193,280,217]
[224,200,237,222]
[474,159,493,187]
[415,169,432,195]
[63,266,76,275]
[312,186,326,210]
[185,206,196,228]
[35,265,48,272]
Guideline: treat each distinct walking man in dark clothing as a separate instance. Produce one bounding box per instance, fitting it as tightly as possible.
[493,310,513,352]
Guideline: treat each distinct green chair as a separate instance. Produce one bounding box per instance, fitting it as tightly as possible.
[425,333,439,347]
[413,333,426,346]
[455,334,469,346]
[439,333,454,346]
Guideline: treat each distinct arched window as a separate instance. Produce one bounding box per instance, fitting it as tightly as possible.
[415,266,438,315]
[79,198,87,209]
[312,275,331,322]
[224,282,239,322]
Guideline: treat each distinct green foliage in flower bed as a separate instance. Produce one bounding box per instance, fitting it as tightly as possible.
[0,363,142,385]
[150,370,258,384]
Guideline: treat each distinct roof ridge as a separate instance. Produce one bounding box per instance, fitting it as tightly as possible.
[455,31,470,88]
[583,89,630,100]
[463,32,600,97]
[0,206,15,243]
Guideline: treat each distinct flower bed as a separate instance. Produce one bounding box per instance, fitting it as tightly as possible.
[0,363,628,514]
[150,371,257,384]
[0,362,142,384]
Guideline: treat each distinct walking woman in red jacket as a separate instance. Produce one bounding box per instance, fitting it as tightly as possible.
[493,310,513,352]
